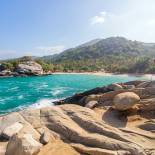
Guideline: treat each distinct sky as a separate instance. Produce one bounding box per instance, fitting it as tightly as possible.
[1,0,155,59]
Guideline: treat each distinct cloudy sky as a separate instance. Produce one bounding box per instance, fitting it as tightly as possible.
[0,0,155,59]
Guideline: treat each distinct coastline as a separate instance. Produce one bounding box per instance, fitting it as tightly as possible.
[52,71,155,79]
[0,71,155,79]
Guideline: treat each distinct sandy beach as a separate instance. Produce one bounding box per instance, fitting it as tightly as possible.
[53,71,155,79]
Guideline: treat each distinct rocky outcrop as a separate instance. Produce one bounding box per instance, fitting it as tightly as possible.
[16,61,43,76]
[0,61,45,77]
[0,80,155,155]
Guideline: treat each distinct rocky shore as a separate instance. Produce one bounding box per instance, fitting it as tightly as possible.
[0,61,52,77]
[0,80,155,155]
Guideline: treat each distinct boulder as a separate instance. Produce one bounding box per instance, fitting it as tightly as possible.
[2,122,23,140]
[0,70,12,76]
[16,61,43,75]
[123,85,135,89]
[40,131,51,145]
[113,92,140,111]
[137,81,155,88]
[85,101,98,109]
[0,112,41,141]
[6,134,42,155]
[108,83,123,91]
[84,94,102,104]
[138,98,155,111]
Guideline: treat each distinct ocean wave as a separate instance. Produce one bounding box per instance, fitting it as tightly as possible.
[9,86,19,90]
[50,86,71,96]
[28,98,59,109]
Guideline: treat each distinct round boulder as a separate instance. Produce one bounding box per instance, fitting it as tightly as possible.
[113,92,140,111]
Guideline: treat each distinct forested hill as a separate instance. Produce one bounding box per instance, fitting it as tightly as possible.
[1,37,155,73]
[41,37,155,62]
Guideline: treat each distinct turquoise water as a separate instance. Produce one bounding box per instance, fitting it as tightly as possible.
[0,74,146,114]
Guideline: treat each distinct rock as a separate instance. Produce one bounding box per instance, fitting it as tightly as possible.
[40,131,51,145]
[0,142,8,155]
[138,98,155,111]
[123,85,135,89]
[38,140,80,155]
[113,92,140,111]
[71,143,129,155]
[137,81,155,88]
[16,61,43,75]
[0,112,41,141]
[84,94,102,104]
[6,134,42,155]
[108,83,123,91]
[39,105,146,155]
[1,101,154,155]
[0,70,12,77]
[138,121,155,131]
[2,122,23,140]
[85,101,98,109]
[124,80,146,86]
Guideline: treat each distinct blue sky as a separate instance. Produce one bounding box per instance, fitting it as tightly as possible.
[1,0,155,59]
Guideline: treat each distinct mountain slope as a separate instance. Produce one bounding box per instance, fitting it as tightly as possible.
[42,37,155,62]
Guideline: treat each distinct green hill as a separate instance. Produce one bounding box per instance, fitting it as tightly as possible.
[42,37,155,62]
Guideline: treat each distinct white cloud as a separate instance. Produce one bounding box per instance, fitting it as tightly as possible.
[35,45,65,55]
[89,0,155,42]
[90,11,107,25]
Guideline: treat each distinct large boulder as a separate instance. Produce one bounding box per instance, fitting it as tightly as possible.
[16,61,43,75]
[6,134,42,155]
[113,92,140,111]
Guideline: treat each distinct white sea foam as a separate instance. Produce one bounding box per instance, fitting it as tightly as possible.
[28,98,59,109]
[51,87,70,96]
[9,86,19,90]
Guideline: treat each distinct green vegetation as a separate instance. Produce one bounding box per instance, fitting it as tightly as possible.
[1,37,155,74]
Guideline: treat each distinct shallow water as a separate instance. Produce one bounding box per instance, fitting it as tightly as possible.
[0,74,147,114]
